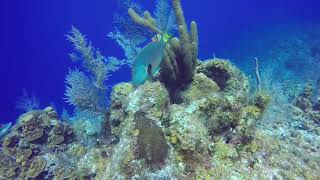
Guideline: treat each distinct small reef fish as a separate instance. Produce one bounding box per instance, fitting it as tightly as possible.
[132,33,172,85]
[0,122,12,140]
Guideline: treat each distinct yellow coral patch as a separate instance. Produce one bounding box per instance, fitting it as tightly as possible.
[244,105,262,119]
[170,135,178,144]
[132,129,140,137]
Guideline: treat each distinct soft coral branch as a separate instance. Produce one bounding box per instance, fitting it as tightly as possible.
[67,26,111,89]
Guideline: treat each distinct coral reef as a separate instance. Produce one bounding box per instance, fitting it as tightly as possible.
[92,58,274,178]
[296,83,313,112]
[0,107,74,179]
[295,83,320,124]
[1,0,320,179]
[0,107,115,179]
[1,61,319,179]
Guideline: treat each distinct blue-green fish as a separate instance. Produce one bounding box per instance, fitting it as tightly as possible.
[0,122,12,140]
[132,33,172,85]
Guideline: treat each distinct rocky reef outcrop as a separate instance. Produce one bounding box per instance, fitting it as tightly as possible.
[0,107,110,179]
[0,107,74,179]
[99,58,272,178]
[0,59,319,179]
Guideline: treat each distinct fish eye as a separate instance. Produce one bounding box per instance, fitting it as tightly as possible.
[147,64,153,74]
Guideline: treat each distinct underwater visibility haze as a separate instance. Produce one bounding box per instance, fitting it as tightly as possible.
[0,0,320,179]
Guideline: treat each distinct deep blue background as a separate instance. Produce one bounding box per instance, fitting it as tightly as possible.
[0,0,319,123]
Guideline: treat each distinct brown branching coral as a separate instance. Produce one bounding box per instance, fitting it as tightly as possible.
[164,0,199,85]
[128,0,199,90]
[128,8,161,34]
[171,0,198,81]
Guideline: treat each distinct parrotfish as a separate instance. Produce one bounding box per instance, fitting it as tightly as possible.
[132,33,172,85]
[0,122,12,140]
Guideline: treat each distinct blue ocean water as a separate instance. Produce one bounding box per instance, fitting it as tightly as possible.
[0,0,319,122]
